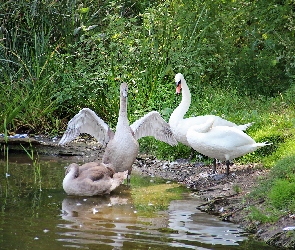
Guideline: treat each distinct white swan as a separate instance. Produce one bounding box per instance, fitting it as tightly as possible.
[63,162,128,196]
[186,118,272,175]
[169,73,253,146]
[169,73,253,168]
[59,82,177,182]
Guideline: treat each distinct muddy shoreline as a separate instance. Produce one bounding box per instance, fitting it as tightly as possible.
[1,135,294,249]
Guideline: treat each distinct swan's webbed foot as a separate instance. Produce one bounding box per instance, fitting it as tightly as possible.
[210,159,231,179]
[211,174,227,181]
[174,158,190,164]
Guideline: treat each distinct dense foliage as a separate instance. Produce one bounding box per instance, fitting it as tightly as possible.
[1,0,294,133]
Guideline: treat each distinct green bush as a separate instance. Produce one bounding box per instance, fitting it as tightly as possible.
[0,0,294,138]
[250,155,295,217]
[247,206,279,224]
[268,178,295,210]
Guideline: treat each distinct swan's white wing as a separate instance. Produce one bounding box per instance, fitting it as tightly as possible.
[58,108,112,147]
[130,111,178,146]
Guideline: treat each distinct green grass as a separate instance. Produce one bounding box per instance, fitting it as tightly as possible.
[247,155,295,223]
[268,178,295,210]
[246,206,280,224]
[233,184,242,194]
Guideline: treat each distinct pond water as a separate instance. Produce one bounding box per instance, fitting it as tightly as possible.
[0,153,274,250]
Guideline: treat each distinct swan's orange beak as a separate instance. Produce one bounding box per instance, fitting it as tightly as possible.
[176,83,182,94]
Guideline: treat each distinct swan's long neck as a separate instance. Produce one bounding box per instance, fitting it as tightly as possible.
[116,83,129,129]
[169,77,191,125]
[63,165,79,185]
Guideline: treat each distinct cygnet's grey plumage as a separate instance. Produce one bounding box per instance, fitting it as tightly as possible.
[59,82,177,179]
[63,162,127,196]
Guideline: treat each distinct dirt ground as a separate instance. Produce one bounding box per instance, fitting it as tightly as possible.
[2,135,295,249]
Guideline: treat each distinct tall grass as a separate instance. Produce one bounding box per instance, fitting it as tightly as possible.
[0,0,294,160]
[3,119,9,177]
[21,144,42,191]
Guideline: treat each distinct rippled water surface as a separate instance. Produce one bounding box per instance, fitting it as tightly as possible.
[0,154,274,249]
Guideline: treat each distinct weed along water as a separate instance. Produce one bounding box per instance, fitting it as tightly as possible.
[0,154,274,250]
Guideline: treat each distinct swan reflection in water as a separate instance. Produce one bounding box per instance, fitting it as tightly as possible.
[58,186,248,249]
[58,185,168,249]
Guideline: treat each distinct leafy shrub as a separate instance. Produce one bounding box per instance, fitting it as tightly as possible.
[1,0,295,136]
[269,155,295,181]
[268,178,295,210]
[247,206,279,223]
[250,155,295,216]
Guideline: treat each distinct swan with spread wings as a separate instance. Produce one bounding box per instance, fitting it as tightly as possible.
[59,82,177,182]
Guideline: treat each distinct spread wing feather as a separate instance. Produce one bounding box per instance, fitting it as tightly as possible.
[130,111,177,146]
[58,108,112,147]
